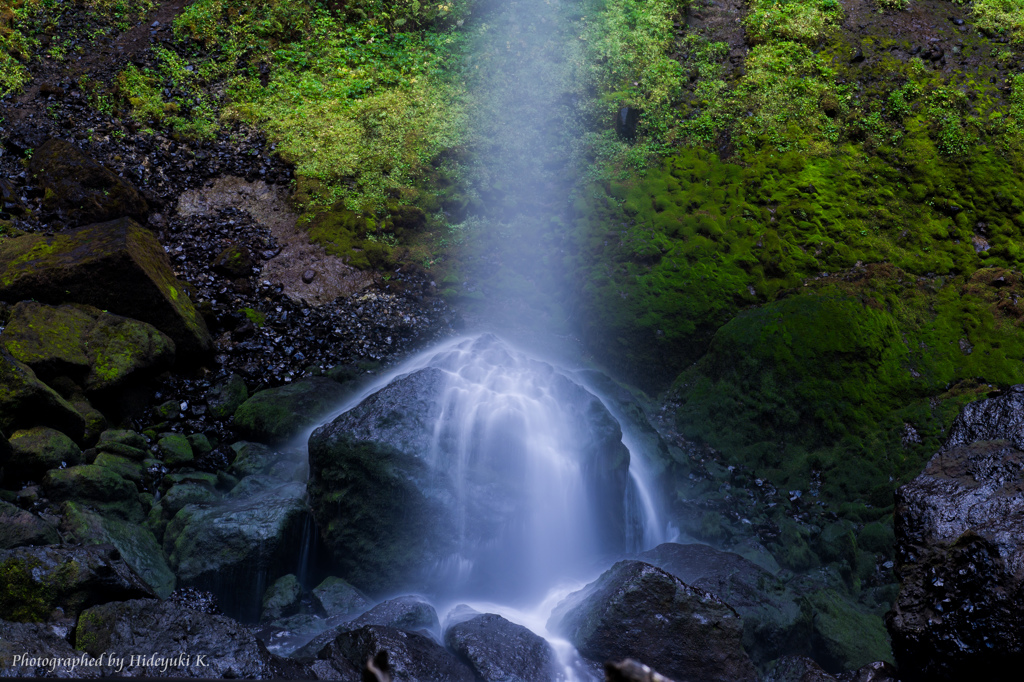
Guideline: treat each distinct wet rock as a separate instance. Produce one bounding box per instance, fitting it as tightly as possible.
[0,544,153,622]
[312,576,372,619]
[6,425,83,482]
[799,589,891,673]
[0,620,103,678]
[58,501,175,598]
[1,301,175,393]
[444,613,560,682]
[75,598,295,678]
[765,655,836,682]
[347,595,440,635]
[315,625,475,682]
[615,106,641,140]
[0,499,60,549]
[0,218,212,360]
[233,377,348,444]
[638,542,803,665]
[0,347,86,441]
[207,373,248,419]
[887,432,1024,679]
[836,661,900,682]
[162,480,307,621]
[157,432,193,467]
[228,440,282,477]
[547,560,757,682]
[212,243,255,278]
[605,659,678,682]
[294,595,440,661]
[28,138,147,226]
[43,464,144,522]
[262,573,302,623]
[308,336,630,595]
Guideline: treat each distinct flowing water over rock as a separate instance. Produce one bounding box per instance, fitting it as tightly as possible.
[307,334,665,604]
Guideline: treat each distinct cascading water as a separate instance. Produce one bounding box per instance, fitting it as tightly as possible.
[304,333,667,677]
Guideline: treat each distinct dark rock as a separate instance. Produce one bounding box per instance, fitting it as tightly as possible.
[944,384,1024,449]
[233,376,348,444]
[302,268,317,283]
[0,620,103,678]
[605,659,678,682]
[800,588,892,673]
[0,544,153,622]
[548,560,757,682]
[887,435,1024,679]
[615,106,641,140]
[58,501,175,598]
[0,347,86,441]
[74,598,290,678]
[7,425,83,482]
[207,373,248,419]
[293,595,440,661]
[0,499,60,549]
[212,243,255,278]
[157,432,194,467]
[261,573,302,623]
[162,481,308,621]
[638,542,803,665]
[0,218,212,360]
[316,625,475,682]
[445,613,560,682]
[765,655,837,682]
[43,464,144,522]
[850,47,865,63]
[836,661,900,682]
[4,123,50,156]
[1,301,175,393]
[28,138,147,226]
[312,576,372,619]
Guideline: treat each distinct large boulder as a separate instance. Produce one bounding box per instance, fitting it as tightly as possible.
[6,425,83,482]
[444,613,561,682]
[638,542,804,666]
[312,576,372,619]
[0,545,153,622]
[74,598,293,678]
[0,347,85,441]
[0,218,211,359]
[308,334,631,596]
[233,377,349,444]
[1,301,175,393]
[0,499,60,548]
[43,464,144,522]
[59,502,175,599]
[28,138,147,226]
[547,560,757,682]
[163,481,308,621]
[314,624,475,682]
[887,388,1024,680]
[0,620,103,678]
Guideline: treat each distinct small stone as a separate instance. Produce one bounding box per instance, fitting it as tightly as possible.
[302,269,316,284]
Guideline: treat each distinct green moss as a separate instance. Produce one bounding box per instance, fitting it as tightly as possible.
[239,307,266,327]
[0,556,52,622]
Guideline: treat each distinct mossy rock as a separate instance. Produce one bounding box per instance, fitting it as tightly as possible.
[311,576,371,619]
[7,426,82,482]
[95,440,148,461]
[228,441,280,478]
[1,301,175,393]
[92,453,146,486]
[99,429,148,450]
[305,203,393,270]
[211,244,255,279]
[816,520,858,566]
[187,433,213,456]
[260,573,301,623]
[233,377,349,444]
[859,520,895,558]
[58,501,175,598]
[0,499,60,549]
[0,218,211,360]
[801,588,892,673]
[42,465,143,522]
[160,482,219,516]
[206,374,248,420]
[70,398,107,446]
[0,347,85,441]
[157,433,193,467]
[27,138,147,227]
[0,545,152,622]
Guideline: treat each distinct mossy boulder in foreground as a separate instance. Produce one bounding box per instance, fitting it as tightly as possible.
[6,426,82,483]
[0,217,211,359]
[1,301,175,393]
[232,376,348,444]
